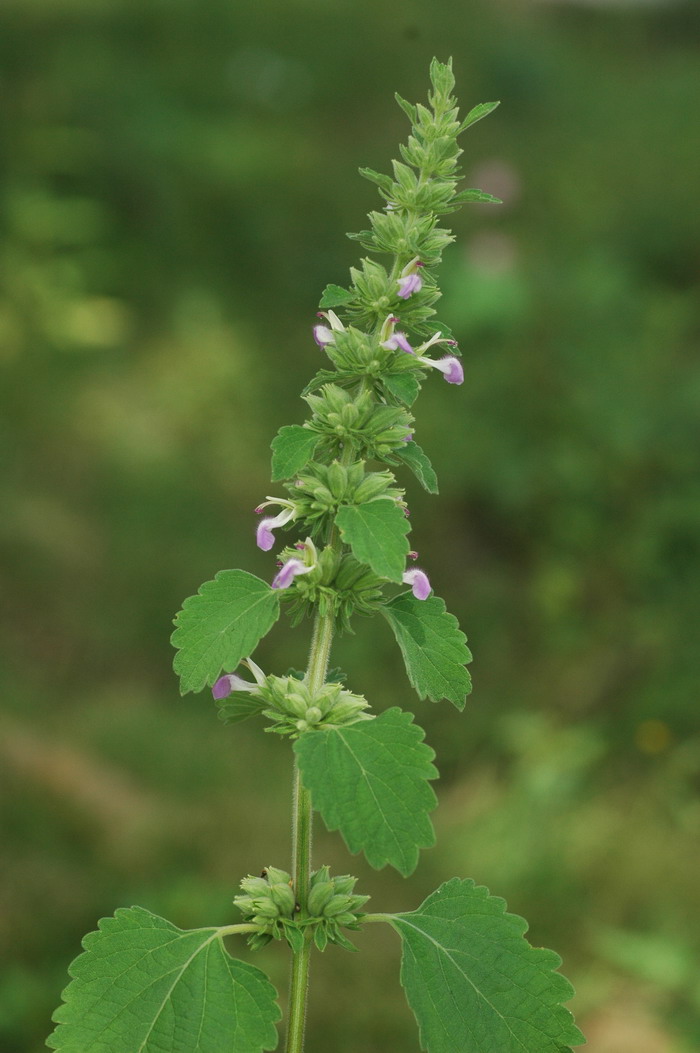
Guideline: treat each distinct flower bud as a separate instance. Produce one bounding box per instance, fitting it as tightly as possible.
[352,475,392,503]
[269,882,296,917]
[323,894,355,918]
[308,881,335,916]
[327,461,347,500]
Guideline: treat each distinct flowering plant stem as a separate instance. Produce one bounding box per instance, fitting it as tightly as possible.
[286,608,334,1053]
[47,59,585,1053]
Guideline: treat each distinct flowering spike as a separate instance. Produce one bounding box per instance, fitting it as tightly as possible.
[402,567,432,600]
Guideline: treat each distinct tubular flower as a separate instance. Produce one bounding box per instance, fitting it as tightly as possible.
[212,657,267,701]
[402,567,432,600]
[380,315,413,354]
[313,309,345,348]
[272,538,318,590]
[427,355,464,385]
[412,332,464,386]
[396,258,424,300]
[255,499,298,551]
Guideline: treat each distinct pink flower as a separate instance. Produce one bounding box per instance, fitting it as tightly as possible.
[254,499,297,551]
[396,258,424,300]
[212,658,266,700]
[313,309,345,348]
[402,567,432,600]
[271,559,311,589]
[271,539,318,589]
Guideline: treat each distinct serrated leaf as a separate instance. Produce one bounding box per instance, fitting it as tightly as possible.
[383,372,421,406]
[391,878,585,1053]
[172,570,280,695]
[270,424,320,481]
[319,283,355,309]
[395,441,439,494]
[453,187,502,205]
[48,906,281,1053]
[217,693,265,726]
[335,499,410,583]
[458,100,500,132]
[294,707,437,876]
[381,592,472,708]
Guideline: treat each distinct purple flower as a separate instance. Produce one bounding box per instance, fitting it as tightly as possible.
[272,558,313,590]
[430,355,464,385]
[313,324,334,348]
[212,672,256,699]
[396,258,424,300]
[254,499,297,551]
[382,330,414,354]
[397,272,422,299]
[380,314,414,354]
[409,332,464,386]
[212,657,267,700]
[402,567,432,600]
[313,309,345,348]
[271,538,318,590]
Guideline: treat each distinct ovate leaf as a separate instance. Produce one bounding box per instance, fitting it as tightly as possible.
[48,907,281,1053]
[335,499,410,583]
[381,592,472,709]
[392,878,585,1053]
[294,707,437,876]
[172,570,280,694]
[383,372,421,406]
[271,424,319,481]
[319,283,355,309]
[458,99,500,132]
[395,441,439,494]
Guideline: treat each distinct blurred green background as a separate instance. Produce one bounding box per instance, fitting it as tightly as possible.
[1,0,699,1050]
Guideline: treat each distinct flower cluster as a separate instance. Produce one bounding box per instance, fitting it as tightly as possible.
[234,865,369,954]
[213,661,371,738]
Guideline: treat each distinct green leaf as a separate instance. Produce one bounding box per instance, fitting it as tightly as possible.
[48,906,281,1053]
[294,707,437,876]
[358,168,393,194]
[381,592,472,709]
[335,499,410,583]
[394,92,417,123]
[395,441,439,494]
[270,424,320,481]
[319,283,355,309]
[453,187,502,205]
[301,369,354,396]
[383,372,421,406]
[391,878,585,1053]
[458,100,500,132]
[217,693,265,726]
[172,570,280,695]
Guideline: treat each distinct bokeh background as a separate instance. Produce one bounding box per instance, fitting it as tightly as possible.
[1,0,699,1050]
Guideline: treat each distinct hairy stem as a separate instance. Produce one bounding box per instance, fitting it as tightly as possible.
[285,605,335,1053]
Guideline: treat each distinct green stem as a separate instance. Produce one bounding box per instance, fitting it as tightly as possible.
[285,605,335,1053]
